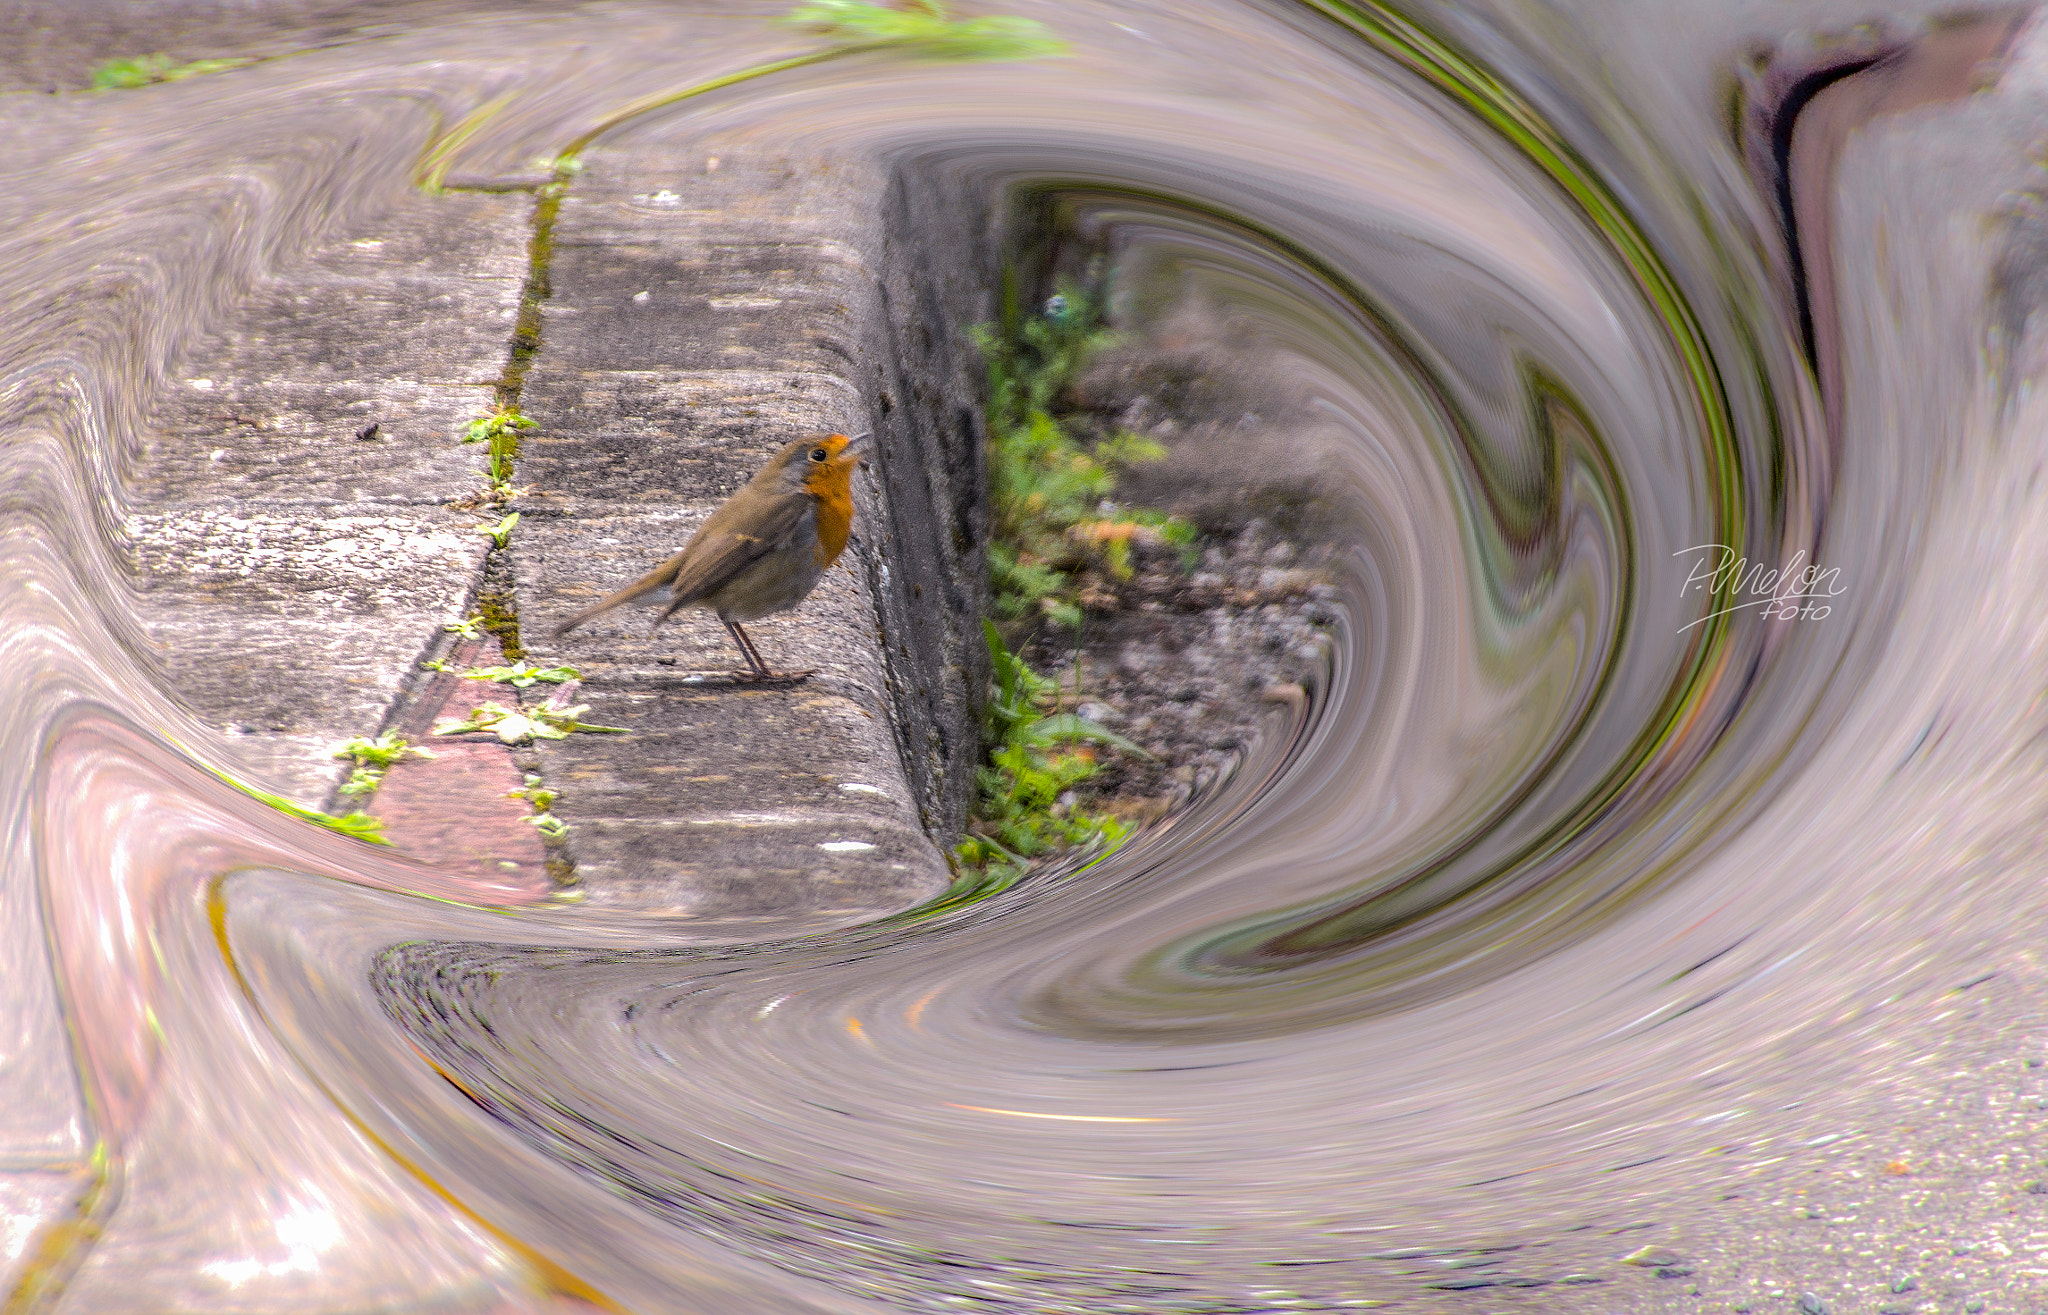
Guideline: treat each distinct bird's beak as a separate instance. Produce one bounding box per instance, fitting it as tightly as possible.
[842,430,872,468]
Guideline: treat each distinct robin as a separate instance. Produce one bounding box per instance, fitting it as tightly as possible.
[552,431,868,680]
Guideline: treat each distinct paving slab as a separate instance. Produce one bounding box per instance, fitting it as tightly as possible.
[126,186,530,806]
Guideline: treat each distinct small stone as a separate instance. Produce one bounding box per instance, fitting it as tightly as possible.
[1623,1247,1683,1268]
[1797,1293,1830,1315]
[2027,1180,2048,1195]
[1890,1275,1918,1293]
[1963,1303,1983,1314]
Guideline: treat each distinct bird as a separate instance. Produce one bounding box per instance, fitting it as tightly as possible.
[552,431,868,680]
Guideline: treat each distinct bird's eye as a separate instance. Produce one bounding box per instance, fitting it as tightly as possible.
[809,447,829,462]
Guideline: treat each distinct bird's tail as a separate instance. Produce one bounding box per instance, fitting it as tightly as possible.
[551,569,675,638]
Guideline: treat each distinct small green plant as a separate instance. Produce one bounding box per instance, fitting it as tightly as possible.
[332,732,435,798]
[973,287,1197,628]
[461,661,578,688]
[507,775,568,837]
[444,614,486,639]
[425,659,574,685]
[434,701,626,744]
[949,622,1143,892]
[91,54,254,90]
[478,512,520,549]
[462,405,536,492]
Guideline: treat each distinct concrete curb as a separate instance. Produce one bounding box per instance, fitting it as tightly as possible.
[516,139,991,918]
[132,136,993,922]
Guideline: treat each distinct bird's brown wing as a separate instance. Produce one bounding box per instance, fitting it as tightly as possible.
[655,487,813,626]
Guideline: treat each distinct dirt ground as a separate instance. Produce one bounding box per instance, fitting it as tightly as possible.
[1015,311,1349,825]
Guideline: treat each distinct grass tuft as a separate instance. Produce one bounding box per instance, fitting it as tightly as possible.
[940,283,1197,902]
[948,624,1146,895]
[974,286,1197,630]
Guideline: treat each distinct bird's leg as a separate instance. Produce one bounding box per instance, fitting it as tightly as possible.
[720,619,769,678]
[722,619,810,682]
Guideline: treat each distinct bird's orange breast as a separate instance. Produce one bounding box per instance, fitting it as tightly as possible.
[806,460,856,567]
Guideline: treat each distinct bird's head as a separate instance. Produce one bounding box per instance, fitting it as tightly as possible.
[772,431,869,495]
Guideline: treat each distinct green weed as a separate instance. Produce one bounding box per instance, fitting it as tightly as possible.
[507,774,568,838]
[260,796,390,844]
[942,284,1198,903]
[949,623,1144,893]
[478,512,520,549]
[332,731,434,798]
[462,404,535,494]
[91,54,254,90]
[459,661,578,688]
[434,701,625,744]
[973,287,1197,629]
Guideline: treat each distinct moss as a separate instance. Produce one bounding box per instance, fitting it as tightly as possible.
[499,182,562,405]
[475,585,523,663]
